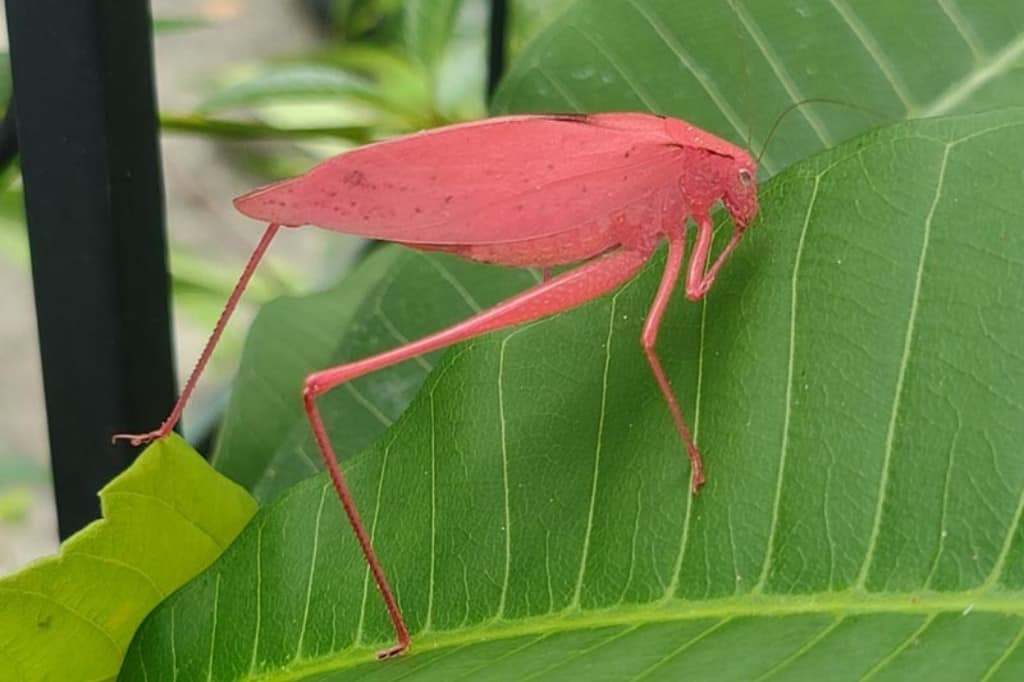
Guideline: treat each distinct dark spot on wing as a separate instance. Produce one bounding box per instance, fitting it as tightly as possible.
[344,169,367,186]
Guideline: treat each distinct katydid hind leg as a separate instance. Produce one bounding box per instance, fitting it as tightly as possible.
[641,231,706,492]
[304,393,410,660]
[112,223,283,445]
[302,248,650,657]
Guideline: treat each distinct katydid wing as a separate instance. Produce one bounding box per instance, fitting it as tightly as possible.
[115,112,759,658]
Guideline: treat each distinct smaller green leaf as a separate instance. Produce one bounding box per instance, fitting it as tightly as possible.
[0,435,256,681]
[160,113,373,143]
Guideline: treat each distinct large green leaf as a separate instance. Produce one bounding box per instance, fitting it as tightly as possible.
[1,436,256,681]
[122,109,1024,680]
[493,0,1024,175]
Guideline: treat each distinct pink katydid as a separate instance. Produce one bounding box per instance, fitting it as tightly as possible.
[114,112,759,658]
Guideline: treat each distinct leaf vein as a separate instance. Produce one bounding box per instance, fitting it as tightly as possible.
[631,618,732,681]
[861,614,935,680]
[343,382,395,428]
[0,586,123,658]
[375,308,433,372]
[571,297,619,608]
[935,0,987,61]
[753,616,846,681]
[72,551,164,599]
[534,66,586,110]
[424,394,438,630]
[522,624,639,681]
[856,144,951,590]
[729,1,833,147]
[419,253,482,312]
[568,28,661,113]
[296,483,329,659]
[984,451,1024,589]
[755,174,822,592]
[449,633,554,681]
[624,0,758,164]
[247,522,264,675]
[979,618,1024,682]
[205,573,221,682]
[828,0,917,111]
[355,437,394,644]
[922,30,1024,116]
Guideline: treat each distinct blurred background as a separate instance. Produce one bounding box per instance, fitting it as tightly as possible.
[0,0,570,575]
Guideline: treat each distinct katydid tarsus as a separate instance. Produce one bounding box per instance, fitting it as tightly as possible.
[114,112,759,658]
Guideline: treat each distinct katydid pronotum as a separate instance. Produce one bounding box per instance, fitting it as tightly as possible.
[115,112,759,658]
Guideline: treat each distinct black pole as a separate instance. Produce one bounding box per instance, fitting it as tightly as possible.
[5,0,177,538]
[487,0,508,98]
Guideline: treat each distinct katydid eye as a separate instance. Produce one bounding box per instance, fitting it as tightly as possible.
[738,168,753,186]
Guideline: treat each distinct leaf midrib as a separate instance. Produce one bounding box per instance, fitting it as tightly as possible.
[252,590,1024,681]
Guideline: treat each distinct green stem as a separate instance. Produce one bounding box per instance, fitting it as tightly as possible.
[159,113,372,143]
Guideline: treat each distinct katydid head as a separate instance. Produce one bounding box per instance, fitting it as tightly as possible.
[721,150,759,231]
[662,117,759,233]
[677,146,759,302]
